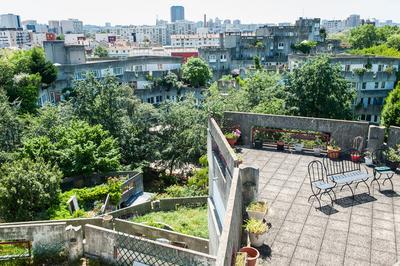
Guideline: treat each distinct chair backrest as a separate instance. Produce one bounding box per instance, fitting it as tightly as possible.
[323,157,343,177]
[308,160,325,183]
[342,155,362,173]
[372,148,388,166]
[352,136,364,152]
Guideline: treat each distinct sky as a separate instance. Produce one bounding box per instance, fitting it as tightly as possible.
[0,0,400,26]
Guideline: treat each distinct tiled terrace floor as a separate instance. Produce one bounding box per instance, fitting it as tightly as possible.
[241,148,400,266]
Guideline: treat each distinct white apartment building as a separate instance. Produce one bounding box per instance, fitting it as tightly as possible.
[135,25,168,45]
[171,34,220,48]
[60,19,83,34]
[0,29,30,48]
[322,20,346,33]
[64,33,87,45]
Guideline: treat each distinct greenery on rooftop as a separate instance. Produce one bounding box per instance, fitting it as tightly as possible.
[132,206,208,238]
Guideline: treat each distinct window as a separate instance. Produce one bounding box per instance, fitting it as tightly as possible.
[366,114,372,121]
[220,54,227,62]
[362,82,367,90]
[361,114,366,120]
[135,65,143,72]
[157,64,163,70]
[378,65,384,72]
[367,98,372,105]
[147,97,154,104]
[374,115,378,123]
[209,55,217,63]
[278,42,285,50]
[375,82,379,89]
[114,67,123,76]
[345,65,351,72]
[381,82,385,89]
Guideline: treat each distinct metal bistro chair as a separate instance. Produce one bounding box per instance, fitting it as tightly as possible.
[371,148,396,191]
[308,160,336,209]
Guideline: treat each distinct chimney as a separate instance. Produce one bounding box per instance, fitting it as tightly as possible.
[204,14,207,28]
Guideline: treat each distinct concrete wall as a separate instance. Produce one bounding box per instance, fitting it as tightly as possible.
[105,197,207,219]
[114,219,209,254]
[388,126,400,148]
[224,111,370,150]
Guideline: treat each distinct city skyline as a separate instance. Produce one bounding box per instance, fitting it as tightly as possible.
[0,0,399,26]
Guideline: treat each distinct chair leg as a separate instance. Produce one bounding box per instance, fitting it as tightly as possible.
[341,183,355,199]
[355,179,370,195]
[370,174,382,192]
[383,174,394,191]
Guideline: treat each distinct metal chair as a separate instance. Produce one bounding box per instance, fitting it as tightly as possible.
[371,148,395,191]
[308,160,336,209]
[352,136,364,153]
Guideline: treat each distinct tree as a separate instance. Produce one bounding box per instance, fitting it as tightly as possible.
[93,46,109,58]
[158,96,208,175]
[0,89,23,155]
[0,158,62,222]
[22,120,121,177]
[291,40,317,54]
[387,34,400,51]
[182,57,212,87]
[349,24,380,49]
[254,56,262,70]
[29,47,58,85]
[10,73,41,113]
[382,83,400,128]
[285,56,354,119]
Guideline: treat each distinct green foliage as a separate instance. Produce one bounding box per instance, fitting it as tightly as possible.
[244,218,268,234]
[349,24,380,49]
[0,47,57,113]
[387,145,400,163]
[93,46,109,58]
[132,206,208,238]
[291,40,317,54]
[0,89,24,153]
[22,120,121,177]
[350,44,400,58]
[48,178,122,219]
[182,57,212,87]
[0,158,62,222]
[382,82,400,128]
[285,56,354,119]
[387,34,400,50]
[254,56,262,70]
[157,95,207,174]
[152,72,182,90]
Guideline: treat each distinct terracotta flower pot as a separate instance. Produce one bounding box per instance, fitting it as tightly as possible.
[327,146,341,159]
[277,141,285,151]
[227,138,237,147]
[239,247,260,266]
[351,154,361,162]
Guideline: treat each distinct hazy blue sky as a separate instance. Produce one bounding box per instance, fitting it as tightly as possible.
[1,0,399,25]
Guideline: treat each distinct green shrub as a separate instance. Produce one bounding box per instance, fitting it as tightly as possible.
[0,158,62,222]
[48,178,122,220]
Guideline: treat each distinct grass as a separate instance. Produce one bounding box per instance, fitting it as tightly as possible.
[131,206,208,239]
[0,244,29,257]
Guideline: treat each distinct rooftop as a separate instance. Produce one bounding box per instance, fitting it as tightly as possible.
[241,148,400,266]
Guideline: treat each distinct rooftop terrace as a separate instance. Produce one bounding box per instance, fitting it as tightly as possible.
[241,148,400,266]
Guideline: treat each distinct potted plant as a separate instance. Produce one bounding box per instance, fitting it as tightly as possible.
[386,145,400,171]
[225,129,241,147]
[246,201,268,220]
[234,252,247,266]
[364,150,373,165]
[239,246,259,266]
[244,218,269,247]
[276,139,285,151]
[293,140,304,152]
[350,151,362,162]
[313,137,324,156]
[253,130,263,149]
[327,140,341,159]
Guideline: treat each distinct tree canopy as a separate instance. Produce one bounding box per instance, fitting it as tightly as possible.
[382,82,400,128]
[93,46,109,58]
[285,56,354,119]
[0,158,62,222]
[182,57,212,87]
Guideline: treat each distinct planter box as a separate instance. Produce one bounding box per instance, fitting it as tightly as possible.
[249,231,266,247]
[246,201,268,220]
[226,138,237,147]
[277,141,285,151]
[294,143,304,152]
[387,160,400,171]
[254,140,263,149]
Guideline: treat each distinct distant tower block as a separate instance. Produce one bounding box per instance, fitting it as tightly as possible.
[204,14,207,27]
[170,6,185,22]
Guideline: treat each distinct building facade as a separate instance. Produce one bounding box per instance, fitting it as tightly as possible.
[288,54,400,123]
[171,34,220,48]
[60,19,83,34]
[42,41,197,106]
[0,29,30,48]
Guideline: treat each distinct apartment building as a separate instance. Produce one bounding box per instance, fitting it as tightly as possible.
[171,34,220,48]
[0,29,30,48]
[42,41,193,106]
[60,19,83,34]
[288,54,400,123]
